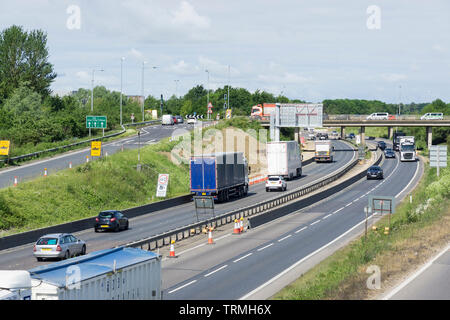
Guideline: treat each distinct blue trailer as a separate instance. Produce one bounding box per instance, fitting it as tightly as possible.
[190,152,249,202]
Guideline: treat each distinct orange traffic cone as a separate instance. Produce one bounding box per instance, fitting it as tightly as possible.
[233,219,241,234]
[240,217,244,233]
[44,168,48,177]
[168,240,177,258]
[13,176,18,187]
[208,228,214,244]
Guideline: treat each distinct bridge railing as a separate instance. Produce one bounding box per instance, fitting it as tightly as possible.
[324,114,450,121]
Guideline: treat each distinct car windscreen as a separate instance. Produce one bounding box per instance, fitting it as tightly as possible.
[269,177,280,181]
[37,238,58,245]
[401,145,415,151]
[99,212,114,218]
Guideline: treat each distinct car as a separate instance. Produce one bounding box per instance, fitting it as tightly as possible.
[366,166,384,180]
[366,112,389,120]
[33,233,86,261]
[94,210,129,232]
[384,149,396,158]
[175,115,184,124]
[377,141,387,150]
[420,112,443,120]
[187,117,197,124]
[308,133,316,140]
[162,114,174,125]
[265,175,287,192]
[347,133,355,139]
[316,133,328,140]
[172,116,178,124]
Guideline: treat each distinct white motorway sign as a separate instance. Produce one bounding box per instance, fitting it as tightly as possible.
[278,103,323,128]
[156,174,169,197]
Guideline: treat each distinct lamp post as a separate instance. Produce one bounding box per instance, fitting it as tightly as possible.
[120,57,125,126]
[141,61,147,122]
[90,68,104,137]
[205,69,210,119]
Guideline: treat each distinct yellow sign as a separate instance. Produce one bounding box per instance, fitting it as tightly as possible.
[0,140,10,156]
[226,109,232,119]
[91,141,102,157]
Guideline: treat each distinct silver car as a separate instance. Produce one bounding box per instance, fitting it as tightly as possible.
[33,233,86,261]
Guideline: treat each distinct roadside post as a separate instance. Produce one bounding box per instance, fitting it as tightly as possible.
[364,206,372,240]
[368,196,395,236]
[156,173,169,198]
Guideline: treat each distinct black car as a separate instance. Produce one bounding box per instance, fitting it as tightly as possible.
[347,133,355,139]
[384,148,395,158]
[377,141,387,150]
[94,210,129,232]
[367,166,383,180]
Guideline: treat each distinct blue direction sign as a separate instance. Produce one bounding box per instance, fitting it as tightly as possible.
[86,116,107,129]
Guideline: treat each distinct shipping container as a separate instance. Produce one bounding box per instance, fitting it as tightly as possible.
[190,152,249,202]
[266,141,302,180]
[29,247,161,300]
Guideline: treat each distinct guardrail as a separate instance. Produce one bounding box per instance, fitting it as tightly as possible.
[122,141,368,251]
[0,120,161,165]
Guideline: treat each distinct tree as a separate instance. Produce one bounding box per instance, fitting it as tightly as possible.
[0,25,56,102]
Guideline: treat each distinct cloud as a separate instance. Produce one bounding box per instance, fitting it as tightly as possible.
[171,1,210,29]
[257,72,312,85]
[380,73,407,82]
[128,48,145,61]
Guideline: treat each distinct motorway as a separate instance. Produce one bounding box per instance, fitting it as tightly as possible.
[0,139,356,271]
[0,122,192,189]
[162,140,424,300]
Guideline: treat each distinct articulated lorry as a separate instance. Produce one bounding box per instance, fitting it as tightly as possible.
[399,136,417,162]
[190,152,249,202]
[250,103,276,121]
[266,141,302,180]
[315,140,335,162]
[393,131,406,151]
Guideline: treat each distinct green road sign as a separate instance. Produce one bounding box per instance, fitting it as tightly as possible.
[86,116,107,129]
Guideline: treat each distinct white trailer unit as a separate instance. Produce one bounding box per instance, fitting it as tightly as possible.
[29,247,161,300]
[266,141,302,180]
[315,140,335,162]
[0,270,32,300]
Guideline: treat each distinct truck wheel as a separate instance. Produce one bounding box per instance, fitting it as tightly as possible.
[244,185,248,195]
[266,188,269,192]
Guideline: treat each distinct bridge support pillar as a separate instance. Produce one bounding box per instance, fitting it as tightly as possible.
[295,127,300,144]
[340,126,346,139]
[426,126,433,148]
[360,126,365,148]
[388,126,394,139]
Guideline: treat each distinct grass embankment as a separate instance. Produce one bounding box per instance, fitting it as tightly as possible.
[0,137,190,236]
[273,158,450,300]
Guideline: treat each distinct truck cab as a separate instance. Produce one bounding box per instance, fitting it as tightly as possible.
[399,136,417,162]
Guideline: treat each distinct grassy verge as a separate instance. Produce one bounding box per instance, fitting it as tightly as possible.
[0,137,190,236]
[272,158,449,300]
[0,127,138,168]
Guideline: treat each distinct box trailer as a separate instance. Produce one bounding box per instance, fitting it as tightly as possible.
[190,152,249,202]
[266,141,302,180]
[29,247,161,300]
[315,140,335,162]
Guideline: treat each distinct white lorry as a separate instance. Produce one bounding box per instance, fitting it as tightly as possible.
[399,136,417,162]
[28,247,161,300]
[315,140,335,162]
[266,141,302,180]
[0,270,32,300]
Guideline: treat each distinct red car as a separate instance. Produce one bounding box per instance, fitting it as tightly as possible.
[172,116,178,124]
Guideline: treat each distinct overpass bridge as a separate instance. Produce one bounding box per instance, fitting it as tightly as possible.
[260,115,450,147]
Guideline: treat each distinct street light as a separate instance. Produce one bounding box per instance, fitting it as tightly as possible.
[141,61,147,122]
[120,57,125,126]
[90,67,104,137]
[205,69,210,119]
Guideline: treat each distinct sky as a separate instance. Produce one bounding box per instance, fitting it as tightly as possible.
[1,0,449,103]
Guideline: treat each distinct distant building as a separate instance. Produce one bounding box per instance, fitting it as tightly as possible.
[127,95,144,105]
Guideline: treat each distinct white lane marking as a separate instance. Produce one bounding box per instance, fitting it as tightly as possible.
[382,244,450,300]
[239,214,375,300]
[323,214,332,219]
[257,243,274,251]
[395,160,420,199]
[215,234,231,242]
[204,265,228,277]
[333,207,344,214]
[345,202,352,207]
[278,235,292,242]
[168,280,197,294]
[233,253,253,263]
[295,227,308,234]
[175,243,206,257]
[310,220,321,226]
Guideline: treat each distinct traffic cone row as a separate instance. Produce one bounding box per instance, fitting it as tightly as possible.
[233,217,245,235]
[208,228,214,245]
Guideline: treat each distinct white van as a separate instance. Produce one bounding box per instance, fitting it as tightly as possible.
[162,114,174,125]
[366,112,389,120]
[420,112,443,120]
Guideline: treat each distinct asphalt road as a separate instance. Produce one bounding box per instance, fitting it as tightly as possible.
[0,140,356,271]
[384,245,450,300]
[162,141,424,300]
[0,122,193,189]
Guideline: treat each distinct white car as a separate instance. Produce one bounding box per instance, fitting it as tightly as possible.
[265,176,287,192]
[187,117,197,124]
[420,112,443,120]
[366,112,389,120]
